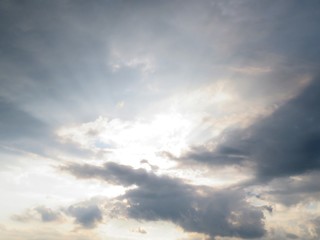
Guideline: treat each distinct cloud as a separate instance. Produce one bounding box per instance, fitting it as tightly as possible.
[12,201,104,230]
[170,77,320,183]
[2,1,320,239]
[11,210,34,223]
[163,142,249,167]
[311,217,320,238]
[65,203,103,229]
[0,98,48,141]
[63,162,266,239]
[260,171,320,206]
[2,0,319,127]
[244,78,320,181]
[35,207,61,222]
[12,206,61,223]
[0,97,96,164]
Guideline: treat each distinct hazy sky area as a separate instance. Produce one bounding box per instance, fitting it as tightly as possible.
[1,1,320,239]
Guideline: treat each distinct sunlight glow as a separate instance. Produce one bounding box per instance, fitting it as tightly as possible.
[57,113,192,169]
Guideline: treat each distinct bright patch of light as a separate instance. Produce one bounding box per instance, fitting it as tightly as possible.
[57,112,192,169]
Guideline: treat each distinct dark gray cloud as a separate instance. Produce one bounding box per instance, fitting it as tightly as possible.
[244,78,320,181]
[172,76,320,183]
[63,162,266,239]
[161,77,320,213]
[65,203,103,229]
[162,141,249,167]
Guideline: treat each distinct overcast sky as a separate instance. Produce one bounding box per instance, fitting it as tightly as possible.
[1,1,320,240]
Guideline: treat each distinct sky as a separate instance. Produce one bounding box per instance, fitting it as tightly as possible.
[1,0,320,239]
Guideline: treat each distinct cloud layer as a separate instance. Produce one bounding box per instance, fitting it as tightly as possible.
[1,0,320,239]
